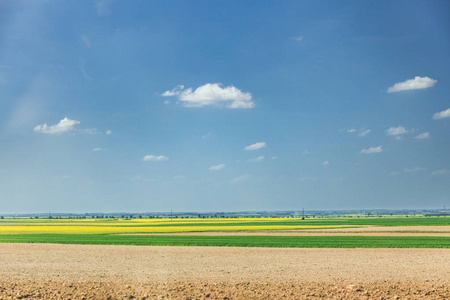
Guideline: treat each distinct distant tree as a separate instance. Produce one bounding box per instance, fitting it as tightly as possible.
[0,216,3,219]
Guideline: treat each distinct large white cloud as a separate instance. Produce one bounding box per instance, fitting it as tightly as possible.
[432,108,450,120]
[33,117,80,135]
[244,142,266,151]
[162,83,254,109]
[143,155,168,162]
[386,126,408,136]
[387,76,437,93]
[360,145,383,154]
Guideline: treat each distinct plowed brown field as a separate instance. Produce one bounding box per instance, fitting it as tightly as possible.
[1,244,449,299]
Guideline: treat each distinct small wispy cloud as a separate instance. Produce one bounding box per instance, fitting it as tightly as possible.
[83,128,100,135]
[415,132,430,139]
[248,156,264,162]
[162,85,184,97]
[431,169,450,176]
[34,117,80,135]
[404,167,425,173]
[162,83,254,109]
[292,36,303,41]
[387,76,437,93]
[143,155,168,162]
[302,149,311,155]
[358,129,371,137]
[230,174,251,184]
[347,128,371,137]
[106,130,112,135]
[209,164,226,171]
[386,126,408,136]
[202,132,212,139]
[79,59,92,80]
[299,176,318,182]
[322,160,329,166]
[95,0,113,16]
[92,147,103,151]
[360,145,383,154]
[244,142,266,151]
[432,108,450,120]
[80,34,91,48]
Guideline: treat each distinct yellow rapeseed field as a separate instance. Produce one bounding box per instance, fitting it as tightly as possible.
[0,218,356,234]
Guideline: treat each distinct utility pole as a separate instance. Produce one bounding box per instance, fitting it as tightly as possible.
[170,209,172,221]
[302,208,305,220]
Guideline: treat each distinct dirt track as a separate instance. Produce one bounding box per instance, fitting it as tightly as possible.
[1,244,449,299]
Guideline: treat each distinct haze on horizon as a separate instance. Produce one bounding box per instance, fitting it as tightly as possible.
[0,1,449,214]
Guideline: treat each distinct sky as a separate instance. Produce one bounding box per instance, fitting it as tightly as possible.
[1,1,449,213]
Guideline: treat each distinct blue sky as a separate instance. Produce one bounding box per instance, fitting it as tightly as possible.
[1,1,449,213]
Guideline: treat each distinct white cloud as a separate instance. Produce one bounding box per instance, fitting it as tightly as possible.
[79,59,92,80]
[83,128,100,135]
[358,129,371,137]
[162,85,184,97]
[271,157,277,160]
[302,149,311,155]
[415,132,430,139]
[173,175,185,180]
[387,76,437,93]
[162,83,254,109]
[248,156,264,162]
[292,36,303,41]
[389,171,400,176]
[386,126,408,136]
[95,0,113,16]
[360,145,383,154]
[80,34,91,48]
[404,167,425,173]
[143,155,168,162]
[209,164,226,171]
[202,132,212,139]
[92,147,102,151]
[244,142,266,151]
[230,174,251,184]
[34,117,80,135]
[431,169,450,176]
[322,160,329,166]
[299,176,318,182]
[347,128,370,137]
[432,108,450,120]
[106,130,112,135]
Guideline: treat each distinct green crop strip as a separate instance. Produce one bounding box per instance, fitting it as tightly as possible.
[0,234,449,248]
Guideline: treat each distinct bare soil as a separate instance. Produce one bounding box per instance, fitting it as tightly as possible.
[1,244,449,299]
